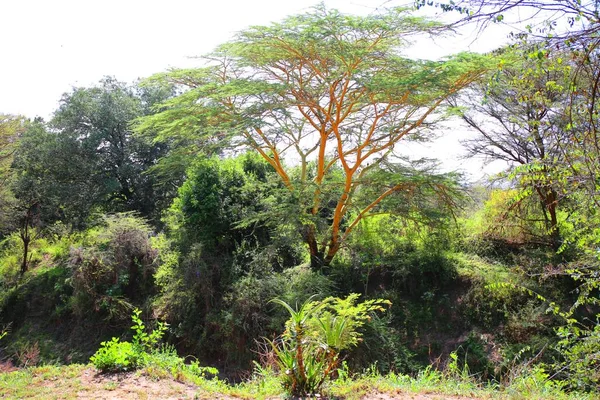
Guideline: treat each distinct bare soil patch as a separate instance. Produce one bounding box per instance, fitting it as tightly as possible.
[73,367,209,399]
[360,390,482,400]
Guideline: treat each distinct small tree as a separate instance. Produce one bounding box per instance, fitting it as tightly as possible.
[138,6,490,269]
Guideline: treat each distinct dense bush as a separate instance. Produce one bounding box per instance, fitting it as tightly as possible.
[90,337,140,372]
[69,214,159,320]
[152,154,309,368]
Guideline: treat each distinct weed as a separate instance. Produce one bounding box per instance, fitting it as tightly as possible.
[103,381,119,390]
[15,341,41,367]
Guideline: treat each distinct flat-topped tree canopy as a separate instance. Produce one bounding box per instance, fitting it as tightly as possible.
[137,5,492,269]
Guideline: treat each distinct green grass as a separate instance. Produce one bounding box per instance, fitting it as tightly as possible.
[0,363,595,400]
[0,364,85,399]
[451,252,517,284]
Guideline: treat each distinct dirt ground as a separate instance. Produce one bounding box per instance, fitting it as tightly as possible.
[358,392,479,400]
[74,368,196,399]
[1,365,482,400]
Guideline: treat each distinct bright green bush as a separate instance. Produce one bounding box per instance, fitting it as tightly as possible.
[0,233,34,287]
[90,337,140,372]
[90,307,166,372]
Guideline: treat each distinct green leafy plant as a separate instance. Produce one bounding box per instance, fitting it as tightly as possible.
[90,307,168,372]
[69,214,158,321]
[489,269,600,390]
[143,344,218,383]
[269,294,390,397]
[89,337,140,372]
[131,308,168,353]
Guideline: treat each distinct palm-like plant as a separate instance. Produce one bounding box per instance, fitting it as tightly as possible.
[269,294,390,397]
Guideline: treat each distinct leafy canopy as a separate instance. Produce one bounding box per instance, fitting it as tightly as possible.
[138,5,491,268]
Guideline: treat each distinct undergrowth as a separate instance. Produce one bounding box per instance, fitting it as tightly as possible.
[0,360,595,400]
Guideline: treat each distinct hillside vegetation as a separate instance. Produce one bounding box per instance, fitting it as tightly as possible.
[1,3,600,399]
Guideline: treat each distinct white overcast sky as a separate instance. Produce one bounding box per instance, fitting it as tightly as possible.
[0,0,515,179]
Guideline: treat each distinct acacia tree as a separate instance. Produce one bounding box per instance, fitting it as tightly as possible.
[138,6,489,269]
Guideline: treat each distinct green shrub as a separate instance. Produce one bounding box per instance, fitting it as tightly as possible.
[143,344,218,383]
[130,308,168,353]
[90,308,220,383]
[552,265,600,390]
[0,233,29,287]
[349,313,420,374]
[90,307,166,372]
[453,333,494,379]
[90,337,140,372]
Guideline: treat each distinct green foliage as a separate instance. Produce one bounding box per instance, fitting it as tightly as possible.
[142,344,218,383]
[0,233,26,287]
[153,154,308,366]
[269,294,390,396]
[90,307,167,372]
[461,188,567,251]
[69,214,159,321]
[90,307,220,385]
[482,264,600,391]
[130,308,168,353]
[0,265,71,329]
[10,119,99,230]
[7,78,175,233]
[89,337,140,372]
[51,77,173,223]
[167,154,274,255]
[3,8,599,398]
[552,265,600,390]
[138,5,491,269]
[0,114,25,232]
[331,215,458,296]
[452,334,494,379]
[222,266,333,347]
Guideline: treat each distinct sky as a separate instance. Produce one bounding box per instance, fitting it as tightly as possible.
[0,0,515,179]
